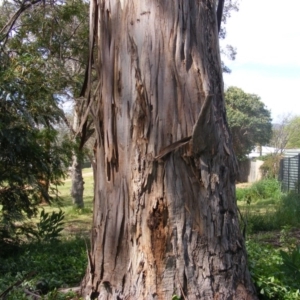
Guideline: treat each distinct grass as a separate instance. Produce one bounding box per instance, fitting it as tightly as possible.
[40,168,94,236]
[236,178,300,233]
[236,179,300,299]
[2,175,300,299]
[0,168,94,299]
[0,237,87,299]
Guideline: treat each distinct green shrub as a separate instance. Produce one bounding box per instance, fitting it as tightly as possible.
[260,154,282,179]
[237,180,300,234]
[247,240,300,300]
[279,192,300,224]
[236,186,257,203]
[252,179,282,202]
[280,245,300,288]
[0,237,87,299]
[247,212,280,232]
[36,209,65,241]
[236,178,282,203]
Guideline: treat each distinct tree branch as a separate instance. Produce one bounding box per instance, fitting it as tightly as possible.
[0,0,43,48]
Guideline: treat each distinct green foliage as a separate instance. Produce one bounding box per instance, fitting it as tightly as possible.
[0,209,65,256]
[253,179,282,201]
[270,115,300,151]
[0,171,93,298]
[280,245,300,286]
[0,237,87,299]
[35,209,65,242]
[238,180,300,234]
[247,240,300,300]
[1,0,89,98]
[260,154,282,179]
[0,0,89,245]
[0,113,73,244]
[277,192,300,228]
[225,86,272,159]
[236,178,282,203]
[286,116,300,149]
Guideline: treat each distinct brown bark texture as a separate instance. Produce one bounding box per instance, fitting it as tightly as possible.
[71,108,85,208]
[70,154,84,208]
[81,0,257,299]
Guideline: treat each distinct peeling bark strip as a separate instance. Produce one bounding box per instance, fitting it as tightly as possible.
[81,0,257,299]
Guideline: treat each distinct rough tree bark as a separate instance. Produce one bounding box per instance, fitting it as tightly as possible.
[81,0,257,299]
[71,105,85,208]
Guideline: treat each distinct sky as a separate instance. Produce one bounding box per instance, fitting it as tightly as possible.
[1,0,298,121]
[220,0,300,123]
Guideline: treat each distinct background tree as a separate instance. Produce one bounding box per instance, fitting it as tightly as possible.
[1,0,92,208]
[270,114,300,152]
[0,51,73,243]
[286,116,300,149]
[0,0,90,242]
[80,0,257,298]
[260,114,300,180]
[270,114,293,154]
[225,86,272,159]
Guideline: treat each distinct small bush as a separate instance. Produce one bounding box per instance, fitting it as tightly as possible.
[236,178,282,204]
[252,179,282,202]
[0,237,87,299]
[280,245,300,289]
[247,212,280,232]
[260,154,282,179]
[36,209,65,241]
[247,240,300,300]
[237,179,300,234]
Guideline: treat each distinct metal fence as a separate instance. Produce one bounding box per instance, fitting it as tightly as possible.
[279,154,300,193]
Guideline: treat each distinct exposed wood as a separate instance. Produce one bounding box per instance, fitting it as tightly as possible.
[58,286,81,294]
[81,0,257,299]
[155,136,191,160]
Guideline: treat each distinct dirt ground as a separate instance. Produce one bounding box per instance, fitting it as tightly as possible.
[236,182,253,189]
[251,228,300,249]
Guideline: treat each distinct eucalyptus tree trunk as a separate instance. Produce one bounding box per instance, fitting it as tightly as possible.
[81,0,257,299]
[70,105,84,208]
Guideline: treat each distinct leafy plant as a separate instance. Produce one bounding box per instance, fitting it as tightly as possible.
[236,178,282,203]
[260,154,282,179]
[247,240,300,300]
[225,86,272,159]
[279,225,297,250]
[36,209,65,242]
[0,237,87,298]
[280,245,300,287]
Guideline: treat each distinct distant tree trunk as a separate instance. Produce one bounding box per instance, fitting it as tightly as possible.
[81,0,257,299]
[70,106,84,208]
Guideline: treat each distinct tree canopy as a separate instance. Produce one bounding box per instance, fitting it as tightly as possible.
[225,86,272,159]
[286,116,300,149]
[0,49,73,228]
[0,0,89,241]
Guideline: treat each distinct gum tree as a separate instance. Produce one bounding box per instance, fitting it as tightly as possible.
[79,0,257,298]
[225,86,272,159]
